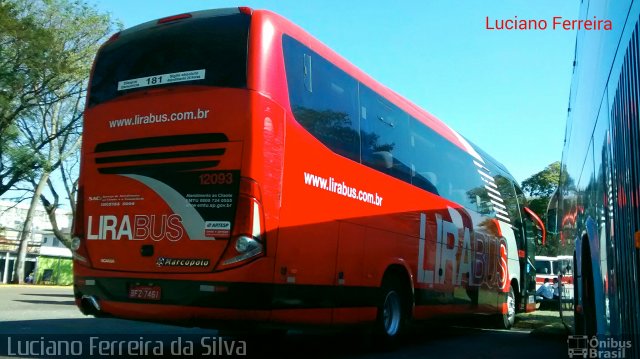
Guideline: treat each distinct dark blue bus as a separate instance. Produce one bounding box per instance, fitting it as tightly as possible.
[548,0,640,353]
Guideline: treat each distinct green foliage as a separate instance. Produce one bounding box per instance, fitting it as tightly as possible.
[0,1,53,133]
[0,0,120,196]
[521,161,561,221]
[521,161,561,256]
[521,161,561,198]
[1,123,43,180]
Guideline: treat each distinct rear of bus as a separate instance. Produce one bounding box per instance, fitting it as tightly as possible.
[73,8,281,322]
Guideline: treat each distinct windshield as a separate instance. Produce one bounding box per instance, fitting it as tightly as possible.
[89,12,250,107]
[535,260,554,275]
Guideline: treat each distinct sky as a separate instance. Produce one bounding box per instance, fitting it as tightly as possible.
[88,0,579,184]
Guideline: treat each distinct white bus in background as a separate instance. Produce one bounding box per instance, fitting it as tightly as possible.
[535,255,573,300]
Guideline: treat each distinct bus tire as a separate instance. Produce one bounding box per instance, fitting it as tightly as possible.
[497,287,516,329]
[373,276,408,349]
[576,253,597,336]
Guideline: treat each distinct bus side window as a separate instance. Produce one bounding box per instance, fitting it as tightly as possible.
[411,130,440,195]
[496,176,524,247]
[359,85,411,183]
[282,36,360,162]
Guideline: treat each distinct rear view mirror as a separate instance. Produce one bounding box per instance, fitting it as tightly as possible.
[524,207,546,246]
[545,189,560,235]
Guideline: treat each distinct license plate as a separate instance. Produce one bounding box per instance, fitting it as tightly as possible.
[128,285,161,301]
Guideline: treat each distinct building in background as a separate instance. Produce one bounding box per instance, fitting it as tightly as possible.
[0,200,72,284]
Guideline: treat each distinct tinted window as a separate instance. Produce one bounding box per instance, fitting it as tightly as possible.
[89,13,250,107]
[535,260,553,274]
[282,35,499,213]
[477,169,524,245]
[411,121,487,209]
[283,35,360,162]
[411,124,443,195]
[360,85,411,182]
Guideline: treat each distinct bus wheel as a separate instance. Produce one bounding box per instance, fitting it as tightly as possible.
[373,277,407,349]
[498,287,516,329]
[576,256,597,336]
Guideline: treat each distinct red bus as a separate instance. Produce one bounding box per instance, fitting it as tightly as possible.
[73,7,544,343]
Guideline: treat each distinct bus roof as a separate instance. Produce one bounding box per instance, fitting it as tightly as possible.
[119,8,243,37]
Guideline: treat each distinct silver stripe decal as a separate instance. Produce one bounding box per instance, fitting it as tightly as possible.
[487,191,504,203]
[473,160,490,171]
[494,207,510,216]
[491,200,507,210]
[481,177,498,189]
[485,185,502,196]
[477,170,495,182]
[124,174,209,240]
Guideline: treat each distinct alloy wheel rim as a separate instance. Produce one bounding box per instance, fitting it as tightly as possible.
[383,291,401,336]
[507,291,516,324]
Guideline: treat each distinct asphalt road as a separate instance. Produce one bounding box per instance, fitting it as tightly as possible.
[0,285,568,358]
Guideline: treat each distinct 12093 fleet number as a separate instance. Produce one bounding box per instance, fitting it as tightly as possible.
[199,172,233,185]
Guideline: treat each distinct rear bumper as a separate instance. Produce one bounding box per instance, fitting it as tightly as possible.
[73,264,380,326]
[75,296,272,326]
[73,277,379,328]
[74,276,275,311]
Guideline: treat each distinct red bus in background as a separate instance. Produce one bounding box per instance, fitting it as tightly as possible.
[534,255,573,287]
[73,7,544,344]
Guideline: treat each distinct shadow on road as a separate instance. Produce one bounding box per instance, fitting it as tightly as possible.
[19,292,75,298]
[12,299,77,306]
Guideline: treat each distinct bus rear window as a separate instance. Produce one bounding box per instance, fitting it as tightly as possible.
[88,12,250,107]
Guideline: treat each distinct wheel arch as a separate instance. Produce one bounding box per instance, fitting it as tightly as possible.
[510,278,521,310]
[381,262,415,319]
[577,216,607,335]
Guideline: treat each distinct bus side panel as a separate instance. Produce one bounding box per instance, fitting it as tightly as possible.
[333,222,367,324]
[275,118,409,323]
[261,10,516,325]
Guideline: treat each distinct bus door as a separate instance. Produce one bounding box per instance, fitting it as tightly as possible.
[510,184,544,312]
[522,206,546,310]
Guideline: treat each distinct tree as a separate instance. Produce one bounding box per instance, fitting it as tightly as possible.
[0,0,119,197]
[7,0,118,283]
[521,161,560,255]
[521,161,560,219]
[0,0,52,135]
[37,90,83,250]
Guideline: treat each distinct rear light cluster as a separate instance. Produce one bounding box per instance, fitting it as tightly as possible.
[217,178,266,269]
[71,185,91,267]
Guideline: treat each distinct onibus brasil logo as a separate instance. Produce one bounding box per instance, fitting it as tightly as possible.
[567,335,632,358]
